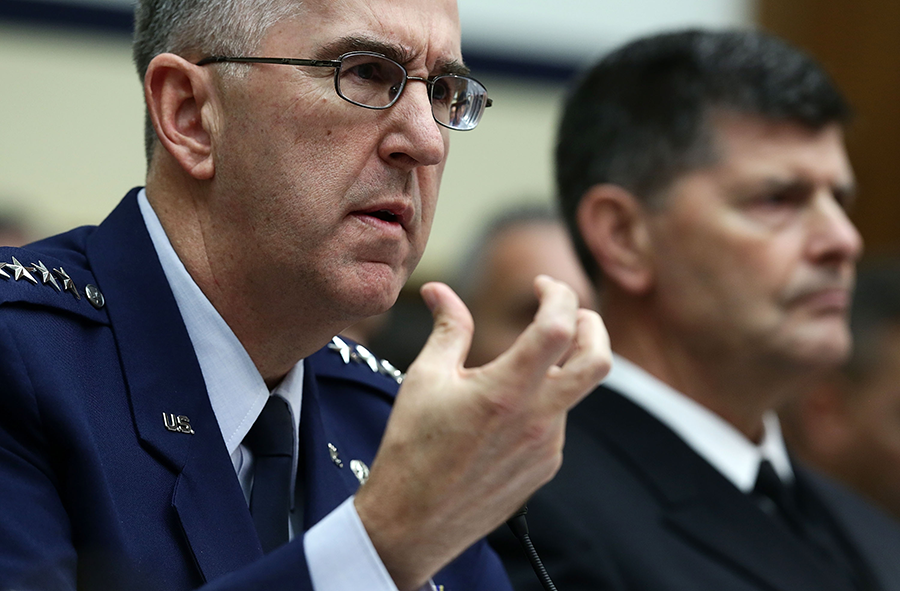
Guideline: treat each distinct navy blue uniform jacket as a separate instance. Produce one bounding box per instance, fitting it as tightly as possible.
[0,188,512,591]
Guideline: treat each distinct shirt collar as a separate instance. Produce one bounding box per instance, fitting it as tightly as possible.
[136,189,303,463]
[602,353,793,492]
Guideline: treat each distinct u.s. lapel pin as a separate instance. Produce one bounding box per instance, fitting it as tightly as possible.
[163,412,194,434]
[328,443,344,467]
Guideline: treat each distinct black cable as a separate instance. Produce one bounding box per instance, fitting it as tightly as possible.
[506,506,558,591]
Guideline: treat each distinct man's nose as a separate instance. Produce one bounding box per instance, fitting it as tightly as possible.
[377,80,447,170]
[807,190,863,264]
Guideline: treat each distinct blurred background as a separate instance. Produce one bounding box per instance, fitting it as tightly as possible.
[1,0,898,277]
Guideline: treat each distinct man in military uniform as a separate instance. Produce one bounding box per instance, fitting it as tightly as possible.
[0,0,610,589]
[492,29,900,591]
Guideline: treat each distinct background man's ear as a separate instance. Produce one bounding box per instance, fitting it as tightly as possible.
[144,53,216,180]
[577,184,654,295]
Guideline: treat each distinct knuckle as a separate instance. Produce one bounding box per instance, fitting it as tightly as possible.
[580,354,612,385]
[540,316,576,347]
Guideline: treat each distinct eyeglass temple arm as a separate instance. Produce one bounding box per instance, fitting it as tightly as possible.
[195,56,341,68]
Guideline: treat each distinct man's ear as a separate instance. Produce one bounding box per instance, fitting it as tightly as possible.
[577,184,653,295]
[144,53,217,180]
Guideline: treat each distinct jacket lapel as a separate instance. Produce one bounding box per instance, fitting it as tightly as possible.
[299,360,366,529]
[86,190,262,581]
[577,387,853,591]
[801,468,900,591]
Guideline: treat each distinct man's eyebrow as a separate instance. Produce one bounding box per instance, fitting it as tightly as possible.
[435,58,470,77]
[751,176,859,209]
[315,36,470,77]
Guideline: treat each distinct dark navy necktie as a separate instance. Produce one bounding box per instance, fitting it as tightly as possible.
[753,459,801,528]
[244,395,294,554]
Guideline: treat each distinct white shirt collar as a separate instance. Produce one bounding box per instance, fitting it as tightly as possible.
[136,189,303,470]
[602,353,793,492]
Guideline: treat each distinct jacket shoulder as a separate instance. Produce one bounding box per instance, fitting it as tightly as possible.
[308,336,405,397]
[0,231,108,325]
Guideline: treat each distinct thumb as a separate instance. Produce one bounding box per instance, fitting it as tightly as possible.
[415,282,474,370]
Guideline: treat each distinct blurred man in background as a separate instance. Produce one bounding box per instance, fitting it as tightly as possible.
[457,204,598,367]
[0,211,30,247]
[492,28,900,591]
[782,260,900,523]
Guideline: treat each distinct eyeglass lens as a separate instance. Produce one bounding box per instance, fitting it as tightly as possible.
[336,53,488,131]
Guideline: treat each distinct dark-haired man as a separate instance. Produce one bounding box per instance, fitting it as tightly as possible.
[492,29,900,591]
[0,0,610,589]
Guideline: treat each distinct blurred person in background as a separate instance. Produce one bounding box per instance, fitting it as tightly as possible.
[0,211,31,247]
[782,259,900,523]
[0,0,611,588]
[492,28,900,591]
[456,204,598,367]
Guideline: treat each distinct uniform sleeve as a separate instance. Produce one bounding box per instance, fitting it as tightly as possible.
[0,320,78,591]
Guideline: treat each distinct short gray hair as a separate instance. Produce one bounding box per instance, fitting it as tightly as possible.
[132,0,303,163]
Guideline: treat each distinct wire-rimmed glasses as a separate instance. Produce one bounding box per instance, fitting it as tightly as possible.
[196,51,492,131]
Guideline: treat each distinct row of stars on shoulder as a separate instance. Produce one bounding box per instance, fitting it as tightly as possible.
[327,336,405,385]
[0,256,105,309]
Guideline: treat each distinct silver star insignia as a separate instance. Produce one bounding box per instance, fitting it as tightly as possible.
[328,336,404,384]
[0,262,8,280]
[355,344,381,373]
[328,336,353,364]
[29,261,61,291]
[7,257,38,284]
[52,267,81,300]
[378,358,405,385]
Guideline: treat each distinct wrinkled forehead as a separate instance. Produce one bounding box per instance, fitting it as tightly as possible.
[270,0,462,70]
[709,113,853,181]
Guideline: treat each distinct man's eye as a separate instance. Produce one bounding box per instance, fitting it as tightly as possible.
[761,187,807,207]
[764,192,792,205]
[431,80,450,103]
[349,63,378,81]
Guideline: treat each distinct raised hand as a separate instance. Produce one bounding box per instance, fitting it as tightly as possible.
[355,275,611,591]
